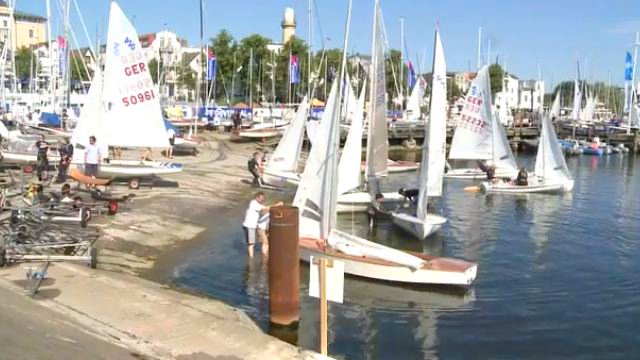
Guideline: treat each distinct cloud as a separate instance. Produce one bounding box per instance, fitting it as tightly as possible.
[607,20,640,35]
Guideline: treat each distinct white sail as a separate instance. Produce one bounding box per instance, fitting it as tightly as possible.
[550,88,561,119]
[570,73,581,120]
[266,96,309,174]
[102,2,169,148]
[449,65,493,160]
[365,0,388,185]
[581,93,596,122]
[337,79,366,195]
[293,80,341,239]
[344,73,359,124]
[405,77,426,121]
[424,29,447,201]
[492,113,518,172]
[535,115,572,183]
[71,70,110,162]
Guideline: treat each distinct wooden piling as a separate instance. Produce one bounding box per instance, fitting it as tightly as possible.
[268,206,300,326]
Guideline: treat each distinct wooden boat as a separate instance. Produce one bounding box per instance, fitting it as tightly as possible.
[293,1,477,287]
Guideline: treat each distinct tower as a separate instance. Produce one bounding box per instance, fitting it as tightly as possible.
[281,7,295,44]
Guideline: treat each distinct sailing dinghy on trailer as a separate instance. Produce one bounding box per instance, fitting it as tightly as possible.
[391,27,448,239]
[294,0,477,286]
[445,65,518,180]
[481,115,574,194]
[69,1,182,179]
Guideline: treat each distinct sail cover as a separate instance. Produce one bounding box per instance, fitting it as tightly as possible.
[103,2,169,148]
[449,65,493,160]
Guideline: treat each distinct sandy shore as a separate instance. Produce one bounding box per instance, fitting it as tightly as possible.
[0,132,324,359]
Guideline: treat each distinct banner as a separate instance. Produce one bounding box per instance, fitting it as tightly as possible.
[207,50,217,81]
[290,55,300,84]
[57,36,67,78]
[625,52,633,112]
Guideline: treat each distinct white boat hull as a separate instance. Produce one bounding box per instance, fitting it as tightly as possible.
[336,191,405,213]
[262,169,300,187]
[481,179,574,194]
[390,212,447,239]
[360,159,419,173]
[444,167,517,180]
[299,237,477,286]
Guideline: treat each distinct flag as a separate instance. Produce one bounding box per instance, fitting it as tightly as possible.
[625,52,633,81]
[206,51,217,81]
[57,36,67,78]
[407,60,416,90]
[289,55,300,84]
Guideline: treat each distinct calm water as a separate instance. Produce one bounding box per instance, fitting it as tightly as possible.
[161,152,640,359]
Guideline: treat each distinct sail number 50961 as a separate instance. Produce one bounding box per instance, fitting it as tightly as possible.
[122,90,155,107]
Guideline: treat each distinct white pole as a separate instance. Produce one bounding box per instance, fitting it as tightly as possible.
[477,27,482,70]
[307,0,312,100]
[629,32,639,134]
[400,17,405,113]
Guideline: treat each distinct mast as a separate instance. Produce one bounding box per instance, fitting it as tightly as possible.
[195,0,205,135]
[64,0,71,111]
[249,48,253,107]
[629,32,639,134]
[46,0,54,111]
[307,0,312,100]
[476,27,482,69]
[399,17,405,114]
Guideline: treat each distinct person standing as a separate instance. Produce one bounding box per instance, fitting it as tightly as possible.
[232,110,242,131]
[57,138,74,183]
[35,135,50,181]
[247,151,264,187]
[167,126,176,159]
[84,136,101,183]
[242,192,282,258]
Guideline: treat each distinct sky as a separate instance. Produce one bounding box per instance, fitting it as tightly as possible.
[20,0,640,90]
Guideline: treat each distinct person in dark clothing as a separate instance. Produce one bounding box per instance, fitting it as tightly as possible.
[232,110,242,130]
[486,166,496,181]
[248,151,264,187]
[35,135,50,181]
[57,138,74,183]
[398,187,420,204]
[515,167,528,186]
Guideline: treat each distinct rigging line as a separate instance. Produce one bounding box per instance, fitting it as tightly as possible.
[72,0,96,65]
[312,0,326,50]
[378,6,401,104]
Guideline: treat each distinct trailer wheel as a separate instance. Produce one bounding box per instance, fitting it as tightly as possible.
[128,178,140,190]
[89,247,98,269]
[107,200,119,215]
[0,247,6,267]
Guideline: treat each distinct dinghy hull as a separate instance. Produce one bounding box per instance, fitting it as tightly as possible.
[444,167,517,180]
[481,179,574,194]
[391,212,447,239]
[336,191,406,213]
[299,237,477,286]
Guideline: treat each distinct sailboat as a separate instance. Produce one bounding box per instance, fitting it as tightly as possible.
[3,2,182,179]
[481,115,574,194]
[390,27,448,239]
[445,65,518,180]
[294,0,477,286]
[261,97,310,187]
[336,0,405,213]
[403,76,426,122]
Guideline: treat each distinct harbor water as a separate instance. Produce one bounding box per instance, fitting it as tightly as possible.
[154,152,639,359]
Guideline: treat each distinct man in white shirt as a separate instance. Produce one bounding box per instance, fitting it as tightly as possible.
[242,192,282,258]
[84,136,101,183]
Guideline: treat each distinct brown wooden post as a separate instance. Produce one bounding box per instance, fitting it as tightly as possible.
[268,206,299,326]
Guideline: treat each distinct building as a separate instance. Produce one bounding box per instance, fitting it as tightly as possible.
[268,7,297,53]
[452,72,477,94]
[518,79,545,112]
[0,1,47,50]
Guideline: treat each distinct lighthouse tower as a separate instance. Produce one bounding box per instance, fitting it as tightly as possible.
[281,7,296,44]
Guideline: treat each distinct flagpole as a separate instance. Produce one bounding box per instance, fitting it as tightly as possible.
[249,48,253,109]
[630,32,639,134]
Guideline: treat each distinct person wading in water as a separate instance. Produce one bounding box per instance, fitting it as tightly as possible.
[242,192,283,258]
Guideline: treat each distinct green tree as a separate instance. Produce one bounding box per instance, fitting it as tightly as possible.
[148,58,159,84]
[447,77,462,101]
[209,30,238,104]
[70,53,93,82]
[15,47,35,80]
[488,63,504,100]
[236,34,272,104]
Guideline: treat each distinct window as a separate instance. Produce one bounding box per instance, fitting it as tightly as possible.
[29,29,34,38]
[3,20,7,28]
